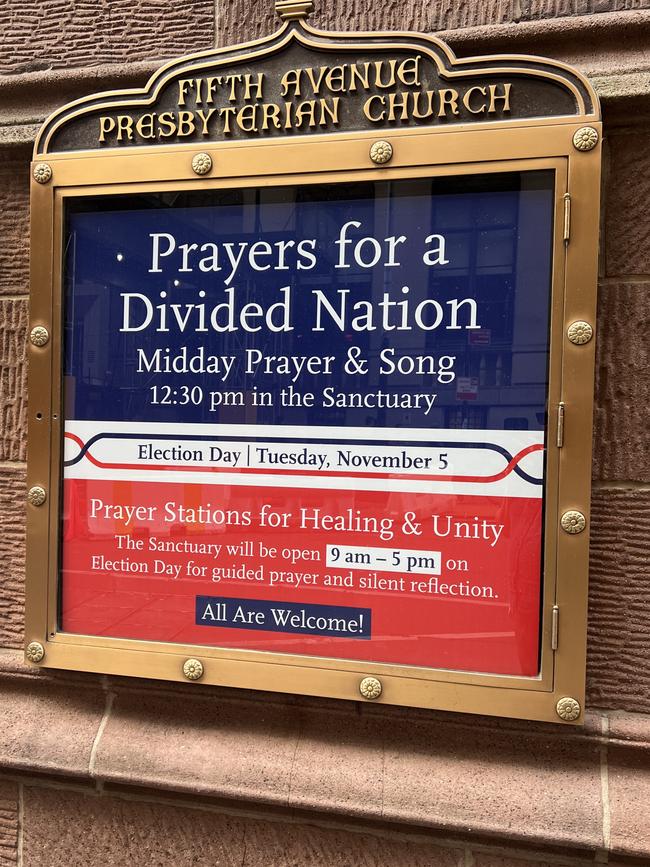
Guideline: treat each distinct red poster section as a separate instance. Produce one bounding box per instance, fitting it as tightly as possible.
[61,478,542,676]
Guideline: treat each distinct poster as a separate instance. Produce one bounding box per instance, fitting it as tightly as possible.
[61,171,554,677]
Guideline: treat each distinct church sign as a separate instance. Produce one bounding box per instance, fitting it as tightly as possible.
[26,0,601,723]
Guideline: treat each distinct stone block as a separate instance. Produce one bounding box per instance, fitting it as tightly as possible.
[517,0,650,19]
[587,487,650,714]
[217,0,516,47]
[608,746,650,858]
[217,0,650,45]
[593,280,650,482]
[287,711,386,818]
[0,1,214,75]
[380,719,602,849]
[93,690,300,802]
[0,298,28,463]
[605,131,650,277]
[0,467,26,649]
[607,710,650,743]
[0,152,29,296]
[21,785,462,866]
[0,779,18,867]
[0,682,104,777]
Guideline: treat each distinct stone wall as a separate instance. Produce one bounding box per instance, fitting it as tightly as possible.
[0,2,649,865]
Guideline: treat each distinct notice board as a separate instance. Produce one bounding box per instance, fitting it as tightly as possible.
[26,1,601,723]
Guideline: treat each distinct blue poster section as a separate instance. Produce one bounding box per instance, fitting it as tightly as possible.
[63,173,554,431]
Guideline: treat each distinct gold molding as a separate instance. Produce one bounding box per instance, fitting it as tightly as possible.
[276,0,314,19]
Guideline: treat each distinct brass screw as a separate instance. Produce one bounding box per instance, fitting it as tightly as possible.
[370,140,393,165]
[33,163,53,184]
[567,321,593,345]
[28,486,47,507]
[556,696,581,721]
[183,658,204,680]
[561,510,586,534]
[191,153,213,175]
[25,641,45,663]
[30,326,50,347]
[359,676,382,700]
[572,127,599,152]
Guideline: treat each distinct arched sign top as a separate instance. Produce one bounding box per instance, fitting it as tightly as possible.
[34,12,599,156]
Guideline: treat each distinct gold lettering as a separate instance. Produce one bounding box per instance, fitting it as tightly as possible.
[281,69,302,98]
[157,112,177,138]
[224,74,242,102]
[348,62,370,92]
[196,108,216,135]
[488,83,511,114]
[462,86,487,114]
[98,116,116,142]
[305,66,328,95]
[364,95,386,122]
[294,100,317,129]
[319,97,340,126]
[324,65,346,93]
[176,111,196,137]
[219,106,236,134]
[374,59,397,89]
[243,73,265,101]
[237,104,258,132]
[387,92,409,122]
[116,115,134,141]
[261,102,282,130]
[205,77,221,105]
[411,90,435,120]
[135,114,156,139]
[398,56,421,87]
[284,101,294,129]
[438,89,460,117]
[177,79,194,107]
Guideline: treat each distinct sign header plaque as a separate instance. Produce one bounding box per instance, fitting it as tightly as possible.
[27,1,601,723]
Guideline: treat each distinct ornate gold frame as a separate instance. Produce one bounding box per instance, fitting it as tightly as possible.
[26,15,601,724]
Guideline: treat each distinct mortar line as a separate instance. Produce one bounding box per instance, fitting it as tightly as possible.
[600,714,611,857]
[601,275,650,284]
[17,780,24,867]
[89,690,115,780]
[592,480,650,491]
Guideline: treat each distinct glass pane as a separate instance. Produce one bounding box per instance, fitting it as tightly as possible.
[60,170,554,677]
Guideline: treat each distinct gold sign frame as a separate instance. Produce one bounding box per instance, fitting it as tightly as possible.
[26,9,601,724]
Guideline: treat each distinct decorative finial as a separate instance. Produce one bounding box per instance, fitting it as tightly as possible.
[275,1,314,21]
